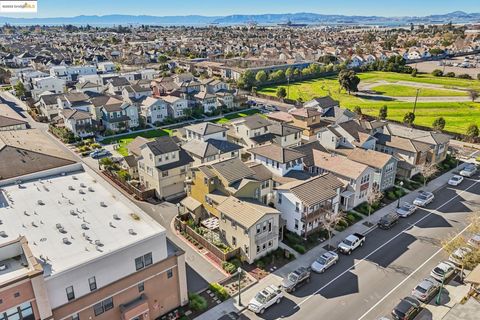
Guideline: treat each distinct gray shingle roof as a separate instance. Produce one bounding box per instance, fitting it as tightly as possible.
[249,143,305,163]
[143,136,180,155]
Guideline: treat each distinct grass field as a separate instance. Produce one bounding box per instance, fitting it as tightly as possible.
[213,109,261,124]
[258,72,480,134]
[370,84,466,97]
[102,128,172,156]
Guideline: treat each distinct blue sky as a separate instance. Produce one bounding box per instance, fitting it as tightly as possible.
[6,0,480,18]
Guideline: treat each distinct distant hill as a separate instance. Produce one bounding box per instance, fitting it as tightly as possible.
[0,11,479,26]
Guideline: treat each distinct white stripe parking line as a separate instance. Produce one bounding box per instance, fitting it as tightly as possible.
[357,223,472,320]
[294,178,480,309]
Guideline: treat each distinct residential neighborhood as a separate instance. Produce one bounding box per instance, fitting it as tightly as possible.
[0,3,480,320]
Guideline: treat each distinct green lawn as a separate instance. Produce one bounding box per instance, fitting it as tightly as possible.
[370,84,466,97]
[214,109,261,124]
[102,128,172,156]
[258,72,480,134]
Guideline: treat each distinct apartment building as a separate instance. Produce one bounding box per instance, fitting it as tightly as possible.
[0,165,188,320]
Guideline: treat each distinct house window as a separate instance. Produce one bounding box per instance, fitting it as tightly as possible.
[294,219,299,230]
[256,224,261,234]
[295,202,300,212]
[256,245,260,253]
[278,194,282,204]
[268,240,273,247]
[167,269,173,278]
[135,253,153,271]
[232,236,237,246]
[94,297,114,316]
[204,177,208,185]
[162,170,169,177]
[66,286,75,301]
[138,282,144,292]
[268,220,272,232]
[72,314,79,320]
[88,276,97,291]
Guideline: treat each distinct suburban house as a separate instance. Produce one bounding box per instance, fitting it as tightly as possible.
[100,101,139,132]
[247,162,275,205]
[228,114,273,149]
[217,196,280,264]
[31,76,66,99]
[37,93,63,120]
[268,123,302,147]
[374,132,432,178]
[59,109,94,138]
[182,122,242,165]
[346,148,398,191]
[194,91,218,113]
[138,136,193,200]
[163,95,189,118]
[289,107,326,140]
[140,96,168,125]
[316,120,376,152]
[311,150,374,210]
[248,143,305,177]
[275,173,343,237]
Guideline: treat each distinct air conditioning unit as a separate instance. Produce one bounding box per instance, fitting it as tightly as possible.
[113,214,120,220]
[81,223,89,230]
[128,229,136,235]
[100,202,107,207]
[37,200,45,205]
[62,238,70,244]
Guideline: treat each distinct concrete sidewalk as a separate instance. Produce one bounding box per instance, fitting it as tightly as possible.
[194,162,470,320]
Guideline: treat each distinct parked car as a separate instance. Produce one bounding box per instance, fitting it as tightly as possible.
[391,296,421,320]
[90,149,110,159]
[467,234,480,249]
[396,203,417,218]
[248,285,283,314]
[411,277,440,302]
[460,164,477,177]
[378,212,400,229]
[311,251,339,273]
[448,247,472,266]
[338,233,365,255]
[413,191,434,207]
[430,261,456,281]
[281,267,311,292]
[448,175,464,186]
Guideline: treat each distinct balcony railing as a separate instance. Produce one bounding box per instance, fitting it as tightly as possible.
[301,204,332,224]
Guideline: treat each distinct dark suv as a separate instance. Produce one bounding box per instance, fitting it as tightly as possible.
[392,296,421,320]
[378,212,399,230]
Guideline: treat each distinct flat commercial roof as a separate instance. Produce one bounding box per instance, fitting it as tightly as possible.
[0,169,165,278]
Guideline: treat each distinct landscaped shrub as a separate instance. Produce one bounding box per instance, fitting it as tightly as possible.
[256,260,266,269]
[292,244,306,254]
[221,261,237,274]
[209,283,230,301]
[284,231,303,246]
[188,293,207,311]
[458,74,472,80]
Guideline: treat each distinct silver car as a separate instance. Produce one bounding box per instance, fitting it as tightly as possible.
[460,164,477,177]
[311,251,339,273]
[396,202,417,217]
[413,191,434,207]
[430,261,456,281]
[411,277,440,302]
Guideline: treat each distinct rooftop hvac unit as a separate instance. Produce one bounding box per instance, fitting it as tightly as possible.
[72,176,78,180]
[109,222,116,228]
[128,229,136,235]
[88,187,94,192]
[100,202,107,207]
[31,222,38,227]
[81,223,89,230]
[68,186,74,191]
[79,189,85,194]
[58,227,66,234]
[62,238,70,244]
[55,223,63,229]
[113,214,120,220]
[80,183,86,188]
[94,240,103,247]
[37,200,45,205]
[70,210,77,216]
[0,231,7,238]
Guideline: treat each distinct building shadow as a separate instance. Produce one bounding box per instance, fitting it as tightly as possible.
[365,232,416,268]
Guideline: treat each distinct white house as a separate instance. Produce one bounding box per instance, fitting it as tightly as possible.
[163,95,189,118]
[275,173,343,237]
[140,97,168,124]
[249,143,305,177]
[50,65,97,82]
[59,109,94,138]
[31,76,66,100]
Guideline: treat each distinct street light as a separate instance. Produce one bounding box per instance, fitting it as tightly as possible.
[396,181,404,208]
[435,273,445,305]
[237,267,243,307]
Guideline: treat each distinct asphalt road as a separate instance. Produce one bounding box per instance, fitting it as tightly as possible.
[243,175,480,320]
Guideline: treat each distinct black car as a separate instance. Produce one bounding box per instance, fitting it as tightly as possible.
[378,212,399,230]
[392,296,421,320]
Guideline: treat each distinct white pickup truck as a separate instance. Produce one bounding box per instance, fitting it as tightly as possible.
[248,285,284,314]
[337,233,366,255]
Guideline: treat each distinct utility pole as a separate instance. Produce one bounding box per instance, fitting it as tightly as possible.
[413,88,420,114]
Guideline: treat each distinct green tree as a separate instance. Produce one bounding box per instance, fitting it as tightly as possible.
[255,70,267,84]
[13,81,26,97]
[432,117,446,131]
[338,70,360,94]
[466,124,479,141]
[403,112,415,125]
[237,70,256,90]
[353,106,362,116]
[285,67,294,79]
[157,54,168,63]
[445,72,455,77]
[379,105,388,120]
[431,69,443,77]
[276,87,287,99]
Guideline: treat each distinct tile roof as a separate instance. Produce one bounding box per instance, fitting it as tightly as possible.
[217,196,279,229]
[346,148,394,169]
[232,114,271,130]
[185,122,227,136]
[290,107,322,118]
[143,136,179,156]
[269,123,302,137]
[210,158,255,185]
[313,150,369,179]
[292,141,327,168]
[249,143,305,163]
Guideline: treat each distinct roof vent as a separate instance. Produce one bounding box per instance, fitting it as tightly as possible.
[37,200,45,205]
[62,237,71,245]
[56,223,63,229]
[100,201,107,207]
[113,214,120,220]
[88,187,94,192]
[0,231,7,238]
[68,186,75,191]
[109,222,116,228]
[94,240,103,247]
[31,222,38,228]
[128,229,137,235]
[58,227,66,234]
[79,189,85,194]
[80,183,86,188]
[72,176,78,180]
[81,223,89,230]
[70,210,77,216]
